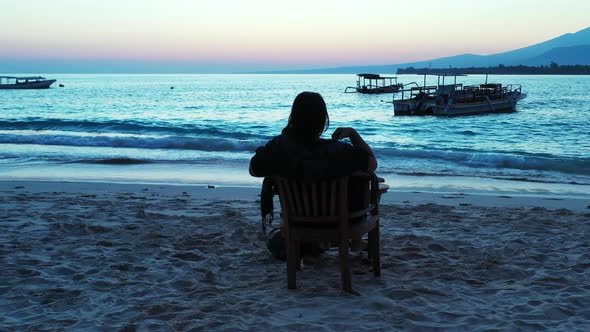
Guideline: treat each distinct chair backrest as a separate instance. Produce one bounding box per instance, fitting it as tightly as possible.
[274,174,372,226]
[275,173,382,291]
[274,176,349,225]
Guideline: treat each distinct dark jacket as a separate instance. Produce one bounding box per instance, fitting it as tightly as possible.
[250,134,369,179]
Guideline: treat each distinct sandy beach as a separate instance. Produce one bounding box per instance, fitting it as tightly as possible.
[1,180,589,331]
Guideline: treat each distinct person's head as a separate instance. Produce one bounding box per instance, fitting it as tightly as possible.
[282,91,329,143]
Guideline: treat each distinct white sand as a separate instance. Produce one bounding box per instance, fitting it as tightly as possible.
[1,180,589,330]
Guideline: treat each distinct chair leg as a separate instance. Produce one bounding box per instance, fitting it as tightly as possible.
[367,236,373,261]
[287,239,298,289]
[369,225,381,277]
[368,229,375,260]
[339,238,352,293]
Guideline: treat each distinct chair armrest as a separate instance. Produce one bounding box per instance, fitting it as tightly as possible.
[349,204,376,219]
[350,171,371,179]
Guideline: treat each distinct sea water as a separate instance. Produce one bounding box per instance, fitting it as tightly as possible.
[1,74,589,196]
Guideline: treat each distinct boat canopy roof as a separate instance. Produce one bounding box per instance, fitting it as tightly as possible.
[0,76,46,80]
[415,72,468,77]
[356,73,397,79]
[417,72,467,77]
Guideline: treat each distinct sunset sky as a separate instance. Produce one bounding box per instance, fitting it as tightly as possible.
[2,0,589,72]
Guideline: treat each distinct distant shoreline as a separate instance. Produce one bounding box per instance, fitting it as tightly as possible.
[396,64,590,75]
[3,72,590,75]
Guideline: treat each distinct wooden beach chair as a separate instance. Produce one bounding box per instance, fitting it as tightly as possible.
[274,173,382,293]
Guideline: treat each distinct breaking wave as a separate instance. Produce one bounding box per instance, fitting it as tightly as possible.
[0,133,263,152]
[0,118,266,140]
[375,147,590,176]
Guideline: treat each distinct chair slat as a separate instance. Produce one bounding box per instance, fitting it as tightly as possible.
[292,180,303,216]
[282,179,295,216]
[311,183,318,217]
[302,182,311,217]
[321,181,328,216]
[330,180,337,216]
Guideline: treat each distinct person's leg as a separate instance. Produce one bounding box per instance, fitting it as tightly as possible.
[260,177,275,233]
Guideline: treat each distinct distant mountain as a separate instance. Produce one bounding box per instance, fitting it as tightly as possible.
[268,26,590,74]
[481,26,590,66]
[4,27,589,74]
[524,44,590,66]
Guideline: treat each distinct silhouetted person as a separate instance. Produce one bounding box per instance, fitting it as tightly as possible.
[249,91,377,259]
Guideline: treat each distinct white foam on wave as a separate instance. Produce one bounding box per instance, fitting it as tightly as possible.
[377,147,590,176]
[0,133,262,152]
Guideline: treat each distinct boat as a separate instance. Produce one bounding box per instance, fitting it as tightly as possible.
[0,76,57,89]
[393,73,526,116]
[344,73,403,94]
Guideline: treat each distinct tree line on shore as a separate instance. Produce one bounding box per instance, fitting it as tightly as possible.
[396,63,590,75]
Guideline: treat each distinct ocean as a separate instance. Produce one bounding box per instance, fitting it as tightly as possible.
[1,74,589,197]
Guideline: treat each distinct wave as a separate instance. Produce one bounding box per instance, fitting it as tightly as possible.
[457,130,477,136]
[0,118,267,140]
[77,158,153,165]
[2,130,589,176]
[0,133,263,152]
[396,171,590,186]
[376,147,590,176]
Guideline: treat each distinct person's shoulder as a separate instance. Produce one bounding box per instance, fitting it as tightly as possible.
[259,134,300,155]
[267,133,283,142]
[263,134,285,147]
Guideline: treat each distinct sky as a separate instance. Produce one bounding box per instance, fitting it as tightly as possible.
[1,0,589,72]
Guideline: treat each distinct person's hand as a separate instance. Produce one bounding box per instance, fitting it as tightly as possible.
[331,127,357,141]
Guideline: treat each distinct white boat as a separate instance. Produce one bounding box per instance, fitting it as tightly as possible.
[345,73,403,94]
[0,76,56,89]
[393,74,526,116]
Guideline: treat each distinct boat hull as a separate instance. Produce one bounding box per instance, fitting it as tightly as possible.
[395,92,526,116]
[357,85,402,94]
[431,93,526,116]
[394,102,426,116]
[0,79,56,89]
[393,98,436,116]
[431,99,516,116]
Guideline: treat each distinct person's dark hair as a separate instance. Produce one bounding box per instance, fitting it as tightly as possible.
[282,91,329,143]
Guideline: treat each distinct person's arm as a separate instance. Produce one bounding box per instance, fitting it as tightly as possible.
[249,136,282,177]
[249,164,258,177]
[331,127,377,173]
[249,152,267,177]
